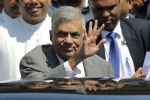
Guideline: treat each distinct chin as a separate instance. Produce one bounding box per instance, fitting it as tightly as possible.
[65,53,75,59]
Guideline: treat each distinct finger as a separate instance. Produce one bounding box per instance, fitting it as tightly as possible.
[133,67,144,78]
[94,24,105,41]
[96,39,105,48]
[97,24,105,35]
[93,88,97,91]
[93,20,98,33]
[140,73,147,78]
[88,21,93,36]
[136,67,143,75]
[83,28,87,40]
[95,24,105,38]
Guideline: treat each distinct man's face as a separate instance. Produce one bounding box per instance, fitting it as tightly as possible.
[4,0,19,18]
[90,0,121,32]
[51,17,83,60]
[17,0,51,24]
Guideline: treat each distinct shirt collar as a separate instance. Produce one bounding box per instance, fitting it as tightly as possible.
[0,9,13,22]
[101,21,121,39]
[101,30,110,38]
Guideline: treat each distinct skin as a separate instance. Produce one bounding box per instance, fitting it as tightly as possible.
[17,0,51,24]
[4,0,19,18]
[51,17,84,61]
[89,0,121,32]
[132,67,146,78]
[50,16,105,69]
[120,0,132,17]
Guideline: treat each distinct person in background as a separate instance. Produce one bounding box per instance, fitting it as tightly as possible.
[0,0,52,81]
[129,0,149,19]
[48,0,84,16]
[20,6,114,80]
[0,0,19,23]
[48,0,93,21]
[88,0,150,79]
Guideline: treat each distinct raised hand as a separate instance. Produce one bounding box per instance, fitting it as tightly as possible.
[81,20,105,59]
[68,20,105,69]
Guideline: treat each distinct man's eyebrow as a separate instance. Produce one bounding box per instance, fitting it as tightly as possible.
[71,32,79,34]
[56,30,66,33]
[57,30,80,34]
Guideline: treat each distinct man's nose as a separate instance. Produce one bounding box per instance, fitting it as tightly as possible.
[64,35,73,44]
[30,0,38,4]
[102,10,110,18]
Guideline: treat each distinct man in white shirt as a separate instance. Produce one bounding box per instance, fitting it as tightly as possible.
[0,0,19,23]
[0,0,52,81]
[20,6,113,80]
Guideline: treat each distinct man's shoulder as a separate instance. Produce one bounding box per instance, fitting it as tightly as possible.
[85,54,109,65]
[25,44,52,57]
[120,17,149,31]
[120,17,149,26]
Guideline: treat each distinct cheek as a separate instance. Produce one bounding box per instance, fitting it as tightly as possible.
[75,38,83,48]
[53,37,64,45]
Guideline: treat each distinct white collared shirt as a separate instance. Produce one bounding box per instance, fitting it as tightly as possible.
[101,21,135,78]
[0,9,14,23]
[0,14,52,81]
[56,54,85,78]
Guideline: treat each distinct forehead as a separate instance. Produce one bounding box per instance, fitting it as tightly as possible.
[57,18,82,32]
[91,0,119,7]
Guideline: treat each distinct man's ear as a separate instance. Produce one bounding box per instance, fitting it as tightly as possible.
[49,30,53,41]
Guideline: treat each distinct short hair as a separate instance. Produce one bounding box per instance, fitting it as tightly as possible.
[59,0,82,7]
[89,0,121,7]
[51,6,85,33]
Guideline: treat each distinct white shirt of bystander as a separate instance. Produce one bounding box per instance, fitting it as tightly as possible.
[0,14,52,81]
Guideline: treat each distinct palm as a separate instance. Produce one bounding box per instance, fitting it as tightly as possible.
[82,20,105,58]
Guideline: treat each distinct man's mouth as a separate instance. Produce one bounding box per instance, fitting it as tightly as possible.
[65,48,74,52]
[61,46,74,52]
[26,4,43,12]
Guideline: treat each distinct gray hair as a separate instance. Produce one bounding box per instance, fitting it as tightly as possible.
[51,6,85,33]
